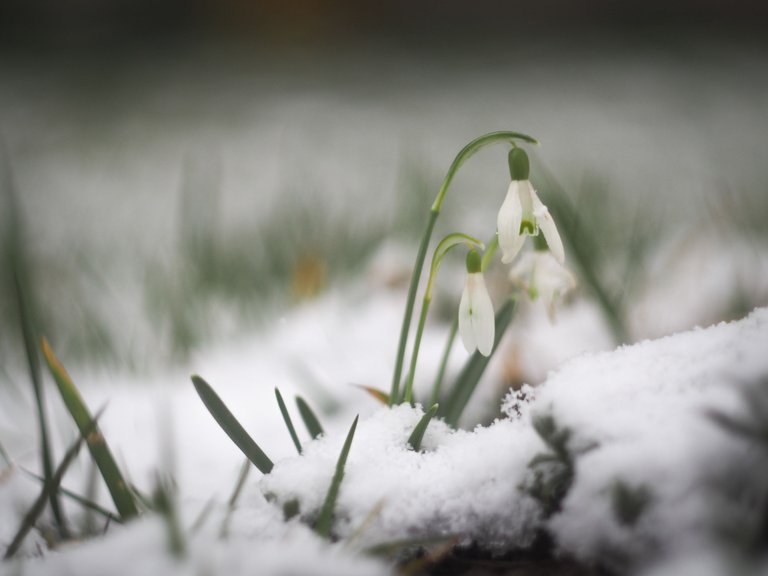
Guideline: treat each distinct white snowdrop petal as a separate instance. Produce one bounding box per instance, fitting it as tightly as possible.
[470,274,496,357]
[531,190,565,264]
[458,281,476,354]
[497,182,523,264]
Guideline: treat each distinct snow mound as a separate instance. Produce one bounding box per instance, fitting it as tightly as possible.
[3,308,767,575]
[263,308,768,571]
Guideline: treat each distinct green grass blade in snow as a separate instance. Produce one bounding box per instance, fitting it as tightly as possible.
[2,152,67,534]
[442,299,516,428]
[191,375,273,474]
[20,467,122,524]
[41,339,139,521]
[315,415,358,539]
[275,388,302,454]
[296,395,325,439]
[3,408,104,560]
[407,404,439,452]
[220,458,251,539]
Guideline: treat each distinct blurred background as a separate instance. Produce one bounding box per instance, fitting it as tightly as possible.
[1,0,767,374]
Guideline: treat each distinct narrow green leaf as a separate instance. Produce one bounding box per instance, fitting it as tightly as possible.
[188,497,216,535]
[441,299,517,427]
[220,458,251,539]
[41,338,138,520]
[129,483,155,512]
[19,467,122,524]
[2,150,67,535]
[296,396,325,440]
[407,404,439,452]
[191,375,273,474]
[315,415,358,538]
[3,409,103,560]
[152,473,185,557]
[275,388,302,454]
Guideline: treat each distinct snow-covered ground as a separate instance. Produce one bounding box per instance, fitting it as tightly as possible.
[2,282,767,574]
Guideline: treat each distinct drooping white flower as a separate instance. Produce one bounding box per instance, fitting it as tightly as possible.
[497,148,564,265]
[510,250,576,320]
[459,251,495,356]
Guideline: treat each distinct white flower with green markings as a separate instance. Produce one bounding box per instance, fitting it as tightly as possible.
[510,249,576,320]
[459,250,495,357]
[497,147,564,265]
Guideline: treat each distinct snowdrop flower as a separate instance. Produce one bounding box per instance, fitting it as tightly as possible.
[510,249,576,320]
[459,250,495,356]
[497,147,564,265]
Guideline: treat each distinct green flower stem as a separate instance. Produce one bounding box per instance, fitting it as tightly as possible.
[390,211,437,406]
[403,302,430,405]
[430,131,539,213]
[390,131,538,405]
[481,235,499,272]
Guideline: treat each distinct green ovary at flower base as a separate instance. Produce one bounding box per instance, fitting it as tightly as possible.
[458,250,495,357]
[497,147,564,265]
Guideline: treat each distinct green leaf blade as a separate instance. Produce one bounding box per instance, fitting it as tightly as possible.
[407,404,439,452]
[296,396,325,440]
[191,375,274,474]
[41,338,138,520]
[275,388,302,454]
[315,415,358,539]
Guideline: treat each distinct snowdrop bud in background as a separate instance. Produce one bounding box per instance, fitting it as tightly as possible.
[497,147,565,264]
[459,250,495,356]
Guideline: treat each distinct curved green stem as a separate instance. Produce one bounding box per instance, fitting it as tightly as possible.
[389,131,538,405]
[390,211,437,405]
[481,235,499,272]
[431,131,538,213]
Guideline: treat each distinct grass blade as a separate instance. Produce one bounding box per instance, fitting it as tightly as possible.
[275,388,302,454]
[3,409,104,560]
[191,375,273,474]
[315,415,358,539]
[41,338,139,520]
[219,458,251,539]
[188,497,216,535]
[296,395,325,440]
[407,404,439,452]
[19,467,122,524]
[441,299,516,428]
[2,150,67,535]
[151,473,185,558]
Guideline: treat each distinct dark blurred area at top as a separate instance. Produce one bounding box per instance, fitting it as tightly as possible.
[1,0,767,54]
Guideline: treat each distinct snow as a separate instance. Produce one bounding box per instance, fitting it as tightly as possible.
[2,292,767,574]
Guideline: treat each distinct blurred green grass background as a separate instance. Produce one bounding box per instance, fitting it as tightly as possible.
[1,32,767,370]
